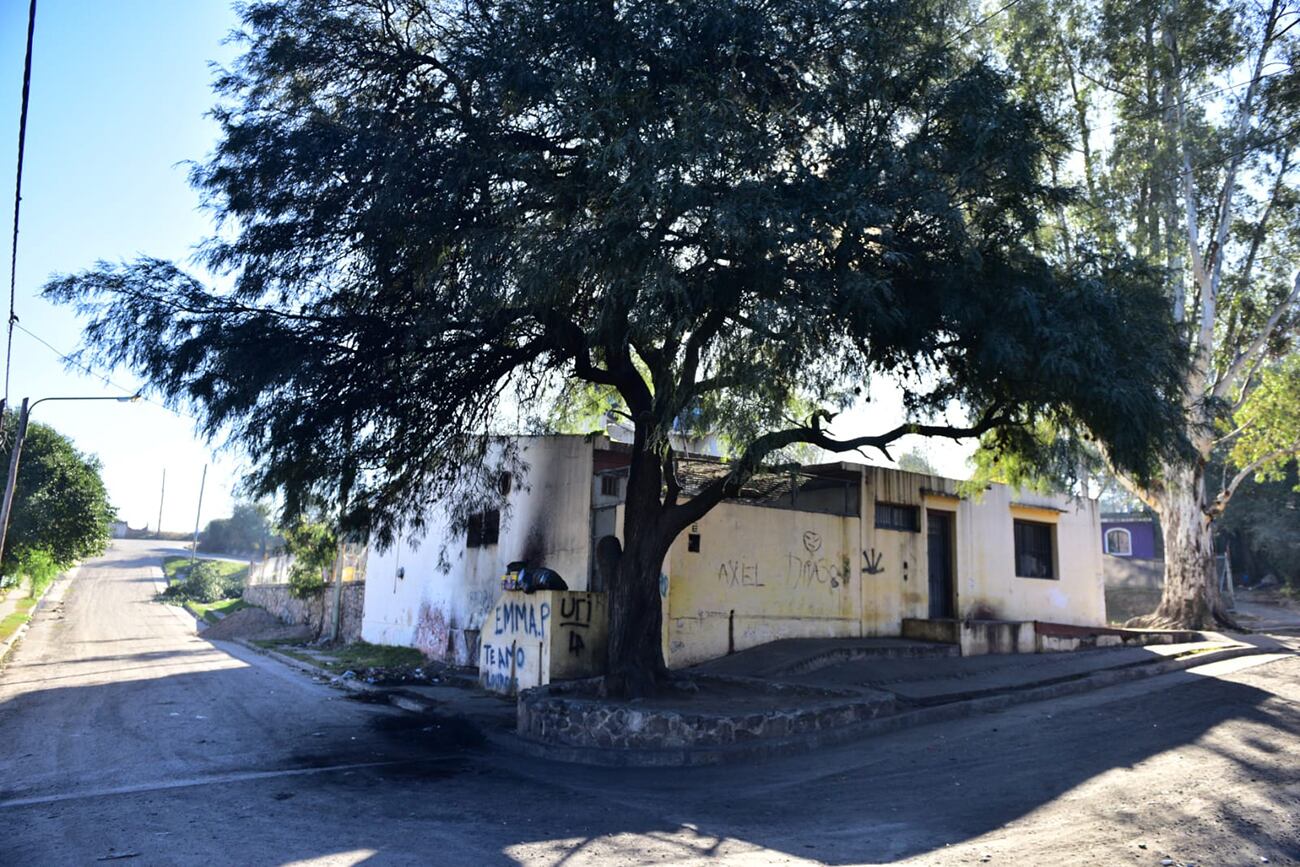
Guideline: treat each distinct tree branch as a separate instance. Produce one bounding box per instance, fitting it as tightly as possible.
[662,404,1016,536]
[1212,270,1300,401]
[1209,438,1300,517]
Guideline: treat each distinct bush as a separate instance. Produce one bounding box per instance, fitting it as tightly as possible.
[18,549,61,599]
[182,560,243,603]
[282,519,336,599]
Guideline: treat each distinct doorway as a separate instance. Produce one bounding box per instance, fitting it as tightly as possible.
[926,511,956,619]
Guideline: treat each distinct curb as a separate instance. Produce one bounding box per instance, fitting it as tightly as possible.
[0,565,80,667]
[487,643,1281,768]
[230,638,456,711]
[229,634,1289,769]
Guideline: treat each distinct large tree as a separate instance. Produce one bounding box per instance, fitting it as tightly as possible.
[48,0,1187,693]
[993,0,1300,628]
[1,411,115,579]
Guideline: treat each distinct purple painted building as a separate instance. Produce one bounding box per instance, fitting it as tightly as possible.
[1100,512,1163,588]
[1100,512,1161,560]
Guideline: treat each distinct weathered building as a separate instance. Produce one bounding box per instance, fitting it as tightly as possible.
[362,434,1107,679]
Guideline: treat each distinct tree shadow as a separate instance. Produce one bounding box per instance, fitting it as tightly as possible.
[0,646,1296,864]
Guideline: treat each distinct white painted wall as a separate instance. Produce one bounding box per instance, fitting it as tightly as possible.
[361,436,596,661]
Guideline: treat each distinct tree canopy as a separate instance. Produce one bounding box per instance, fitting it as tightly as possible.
[982,0,1300,627]
[198,501,276,556]
[1,412,115,578]
[46,0,1190,684]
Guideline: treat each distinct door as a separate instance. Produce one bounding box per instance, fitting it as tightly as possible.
[927,512,955,619]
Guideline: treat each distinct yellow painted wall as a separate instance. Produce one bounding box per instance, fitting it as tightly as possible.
[954,487,1105,626]
[859,468,950,634]
[657,466,1105,667]
[662,503,859,668]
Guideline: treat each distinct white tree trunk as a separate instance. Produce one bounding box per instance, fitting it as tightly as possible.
[1133,462,1231,629]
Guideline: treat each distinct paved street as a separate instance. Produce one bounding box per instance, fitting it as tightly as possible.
[1,540,1298,866]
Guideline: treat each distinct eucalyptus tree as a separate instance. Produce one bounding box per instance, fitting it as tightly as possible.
[994,0,1300,628]
[47,0,1186,692]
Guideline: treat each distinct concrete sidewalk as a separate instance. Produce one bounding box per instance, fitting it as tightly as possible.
[232,627,1296,768]
[784,640,1247,705]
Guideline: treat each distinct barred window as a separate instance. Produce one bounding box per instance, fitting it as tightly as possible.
[875,502,920,532]
[1014,520,1055,579]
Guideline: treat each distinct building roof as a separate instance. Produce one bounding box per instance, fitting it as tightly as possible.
[1100,511,1155,523]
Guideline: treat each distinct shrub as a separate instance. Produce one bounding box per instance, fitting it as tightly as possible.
[183,561,228,603]
[18,549,61,599]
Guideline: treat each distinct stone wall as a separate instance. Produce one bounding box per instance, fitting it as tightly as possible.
[242,582,366,642]
[517,676,893,751]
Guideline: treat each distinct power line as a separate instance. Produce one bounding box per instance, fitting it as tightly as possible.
[12,321,184,418]
[6,0,38,406]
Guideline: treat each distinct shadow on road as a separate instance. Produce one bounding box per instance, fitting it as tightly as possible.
[1,646,1296,864]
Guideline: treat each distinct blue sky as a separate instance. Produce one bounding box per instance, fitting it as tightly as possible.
[0,1,976,536]
[0,1,242,532]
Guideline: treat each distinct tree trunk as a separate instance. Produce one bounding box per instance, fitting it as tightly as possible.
[603,427,672,697]
[1129,462,1235,630]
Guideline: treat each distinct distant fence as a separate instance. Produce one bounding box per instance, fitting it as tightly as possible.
[242,544,368,642]
[246,544,367,586]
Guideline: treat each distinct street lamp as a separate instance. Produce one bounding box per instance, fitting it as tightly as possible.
[0,393,142,573]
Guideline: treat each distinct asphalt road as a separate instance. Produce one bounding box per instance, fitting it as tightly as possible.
[1,539,1298,866]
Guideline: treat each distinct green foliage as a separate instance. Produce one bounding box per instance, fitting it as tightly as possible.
[159,558,248,604]
[199,501,277,556]
[45,0,1189,554]
[282,519,335,598]
[182,560,228,603]
[897,449,938,476]
[1229,357,1300,486]
[989,0,1300,492]
[1,412,114,577]
[17,549,60,599]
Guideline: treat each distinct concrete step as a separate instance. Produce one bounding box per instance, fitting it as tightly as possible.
[692,637,959,679]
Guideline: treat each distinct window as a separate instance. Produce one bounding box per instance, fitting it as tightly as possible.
[466,509,500,548]
[498,472,513,496]
[1014,520,1055,579]
[600,474,621,497]
[1104,527,1132,556]
[875,502,920,532]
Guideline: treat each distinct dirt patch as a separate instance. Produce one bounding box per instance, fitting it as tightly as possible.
[202,606,312,642]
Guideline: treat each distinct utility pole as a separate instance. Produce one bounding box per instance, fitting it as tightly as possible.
[155,468,166,536]
[189,464,207,568]
[0,398,30,572]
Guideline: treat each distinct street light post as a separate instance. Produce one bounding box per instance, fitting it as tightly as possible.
[0,394,140,574]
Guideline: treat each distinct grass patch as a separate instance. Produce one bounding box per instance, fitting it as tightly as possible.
[0,597,38,645]
[184,597,249,624]
[163,556,247,587]
[162,556,190,584]
[323,642,427,671]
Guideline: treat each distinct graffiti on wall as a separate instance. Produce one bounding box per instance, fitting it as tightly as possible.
[413,601,451,659]
[862,548,885,575]
[493,598,551,637]
[787,529,850,589]
[480,640,526,693]
[559,594,594,656]
[717,560,764,588]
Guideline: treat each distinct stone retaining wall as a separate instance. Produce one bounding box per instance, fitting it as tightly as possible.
[517,676,893,751]
[242,582,365,642]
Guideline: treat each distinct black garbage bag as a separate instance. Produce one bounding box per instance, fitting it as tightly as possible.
[517,566,568,593]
